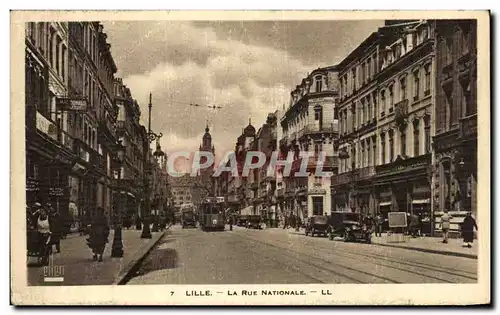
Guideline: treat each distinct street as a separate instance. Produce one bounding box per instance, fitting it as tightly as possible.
[128,225,478,284]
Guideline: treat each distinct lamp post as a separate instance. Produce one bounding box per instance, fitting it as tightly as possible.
[111,140,125,257]
[141,93,163,239]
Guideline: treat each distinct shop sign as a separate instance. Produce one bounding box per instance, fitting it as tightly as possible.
[49,187,65,197]
[56,97,88,111]
[26,178,39,191]
[388,212,407,228]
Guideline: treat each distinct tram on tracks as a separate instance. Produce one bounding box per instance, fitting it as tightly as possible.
[199,197,225,231]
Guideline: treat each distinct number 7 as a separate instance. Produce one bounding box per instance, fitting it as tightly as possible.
[170,291,174,296]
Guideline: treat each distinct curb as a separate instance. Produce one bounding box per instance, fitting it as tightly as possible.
[113,230,168,285]
[372,242,478,259]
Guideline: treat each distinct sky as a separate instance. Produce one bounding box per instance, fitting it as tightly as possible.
[101,20,384,171]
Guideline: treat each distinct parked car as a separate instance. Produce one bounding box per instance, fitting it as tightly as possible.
[305,215,329,237]
[247,215,262,229]
[326,212,372,243]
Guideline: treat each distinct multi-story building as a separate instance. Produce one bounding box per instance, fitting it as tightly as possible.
[169,174,195,220]
[25,22,76,222]
[372,21,435,228]
[114,78,147,218]
[334,31,380,214]
[334,21,435,230]
[280,67,340,220]
[226,120,256,214]
[432,20,477,236]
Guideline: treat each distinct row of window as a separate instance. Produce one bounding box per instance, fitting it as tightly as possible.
[382,24,430,70]
[27,22,67,84]
[338,117,431,173]
[340,52,377,99]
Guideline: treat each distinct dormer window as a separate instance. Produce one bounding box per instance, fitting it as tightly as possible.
[315,75,323,93]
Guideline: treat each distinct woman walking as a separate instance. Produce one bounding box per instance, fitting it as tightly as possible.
[87,207,110,262]
[461,212,478,248]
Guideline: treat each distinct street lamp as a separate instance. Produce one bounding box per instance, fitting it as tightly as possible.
[141,93,163,239]
[111,139,125,257]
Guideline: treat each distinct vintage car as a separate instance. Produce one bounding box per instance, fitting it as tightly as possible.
[237,215,249,227]
[326,212,372,243]
[304,215,329,237]
[246,215,262,229]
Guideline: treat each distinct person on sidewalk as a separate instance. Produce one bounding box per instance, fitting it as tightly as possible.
[440,210,452,244]
[47,204,61,253]
[87,207,110,262]
[461,212,478,248]
[409,213,420,238]
[374,213,384,237]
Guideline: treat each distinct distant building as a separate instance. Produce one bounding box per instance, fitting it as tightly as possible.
[280,67,340,219]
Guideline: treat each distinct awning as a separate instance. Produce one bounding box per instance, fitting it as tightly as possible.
[379,201,392,206]
[412,198,430,204]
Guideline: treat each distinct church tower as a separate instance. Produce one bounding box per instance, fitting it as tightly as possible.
[199,123,215,196]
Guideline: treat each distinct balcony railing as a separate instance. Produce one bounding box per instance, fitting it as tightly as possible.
[302,122,339,136]
[394,99,409,123]
[358,166,376,180]
[460,113,477,139]
[35,111,59,142]
[291,155,337,173]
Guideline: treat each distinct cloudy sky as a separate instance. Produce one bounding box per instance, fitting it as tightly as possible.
[102,20,383,169]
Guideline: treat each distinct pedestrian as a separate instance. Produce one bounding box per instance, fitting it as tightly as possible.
[461,212,478,248]
[409,212,420,238]
[440,210,452,244]
[36,208,51,260]
[47,204,61,253]
[87,207,110,262]
[229,215,233,231]
[374,212,383,237]
[363,213,374,231]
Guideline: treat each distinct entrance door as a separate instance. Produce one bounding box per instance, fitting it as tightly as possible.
[394,184,408,213]
[312,196,324,216]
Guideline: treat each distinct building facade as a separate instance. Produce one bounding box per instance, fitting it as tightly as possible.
[280,67,340,220]
[334,21,436,235]
[432,20,477,235]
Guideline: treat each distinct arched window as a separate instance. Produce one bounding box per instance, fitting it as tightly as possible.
[315,75,323,92]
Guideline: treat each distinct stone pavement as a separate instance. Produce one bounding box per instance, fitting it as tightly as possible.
[262,227,478,259]
[27,228,165,286]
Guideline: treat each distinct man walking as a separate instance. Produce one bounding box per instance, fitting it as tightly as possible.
[47,204,61,253]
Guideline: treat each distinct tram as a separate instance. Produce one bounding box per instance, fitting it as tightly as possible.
[180,203,197,228]
[199,198,225,231]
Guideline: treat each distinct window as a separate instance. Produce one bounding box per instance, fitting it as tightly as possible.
[388,130,394,162]
[367,58,371,80]
[424,64,431,95]
[424,116,431,154]
[61,45,66,81]
[400,128,406,156]
[315,76,323,92]
[400,76,407,101]
[367,139,371,166]
[372,136,377,166]
[413,70,420,100]
[388,85,394,111]
[55,36,61,74]
[360,142,365,167]
[380,90,386,116]
[446,39,453,65]
[367,96,372,121]
[461,79,474,116]
[380,133,386,164]
[314,176,322,186]
[351,146,356,169]
[352,68,357,91]
[361,63,365,84]
[413,119,420,156]
[314,107,322,121]
[314,142,322,156]
[312,197,324,216]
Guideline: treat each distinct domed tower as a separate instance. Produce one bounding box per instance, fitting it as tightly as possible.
[243,118,256,149]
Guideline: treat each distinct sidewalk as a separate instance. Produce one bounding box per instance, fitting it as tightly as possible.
[27,228,165,286]
[371,234,478,259]
[262,227,478,259]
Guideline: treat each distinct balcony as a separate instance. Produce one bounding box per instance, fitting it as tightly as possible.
[302,122,339,136]
[35,111,59,142]
[291,155,337,173]
[459,113,477,139]
[279,135,288,148]
[358,166,376,180]
[331,171,355,186]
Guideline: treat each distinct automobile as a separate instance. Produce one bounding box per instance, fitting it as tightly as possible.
[326,212,372,243]
[304,215,329,237]
[246,215,262,229]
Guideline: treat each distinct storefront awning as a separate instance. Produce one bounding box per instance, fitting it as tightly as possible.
[412,198,430,204]
[379,201,392,206]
